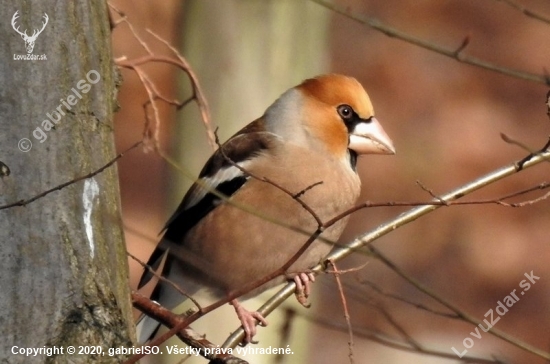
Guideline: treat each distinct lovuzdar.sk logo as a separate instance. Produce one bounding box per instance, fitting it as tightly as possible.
[12,10,48,61]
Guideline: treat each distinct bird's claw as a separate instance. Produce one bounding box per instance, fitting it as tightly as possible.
[292,272,315,308]
[230,299,268,344]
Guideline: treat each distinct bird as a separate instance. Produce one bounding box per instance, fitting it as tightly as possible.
[137,74,395,344]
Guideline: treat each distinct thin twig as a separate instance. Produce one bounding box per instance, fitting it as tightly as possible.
[232,147,550,352]
[129,162,333,360]
[501,134,550,170]
[157,149,332,245]
[368,245,550,360]
[213,130,324,227]
[376,305,422,350]
[357,279,459,319]
[110,4,215,151]
[501,132,544,154]
[127,251,202,309]
[326,261,368,275]
[323,180,550,225]
[416,180,449,205]
[131,292,247,364]
[128,227,325,363]
[146,28,216,150]
[0,141,142,210]
[328,260,355,364]
[133,67,162,150]
[493,0,550,25]
[310,0,550,85]
[300,313,506,363]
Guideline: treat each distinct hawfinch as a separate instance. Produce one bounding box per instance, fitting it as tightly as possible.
[137,74,395,343]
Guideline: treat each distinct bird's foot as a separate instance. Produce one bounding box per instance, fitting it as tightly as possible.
[230,299,268,344]
[292,272,316,308]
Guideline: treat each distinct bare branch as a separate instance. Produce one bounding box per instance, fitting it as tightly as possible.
[501,134,550,170]
[157,149,331,244]
[503,190,550,207]
[213,130,324,227]
[226,147,550,350]
[492,0,550,26]
[131,293,247,364]
[127,251,202,309]
[310,0,550,85]
[328,260,355,364]
[146,28,216,150]
[109,4,216,151]
[368,245,550,360]
[376,305,422,351]
[416,180,449,205]
[110,5,550,360]
[357,279,459,319]
[453,35,470,56]
[300,313,506,363]
[0,141,142,211]
[129,173,332,360]
[129,228,325,362]
[324,179,550,226]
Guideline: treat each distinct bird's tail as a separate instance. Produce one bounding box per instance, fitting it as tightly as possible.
[136,243,202,343]
[136,312,162,345]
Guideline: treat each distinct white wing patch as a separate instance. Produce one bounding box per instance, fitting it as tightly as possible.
[185,160,252,210]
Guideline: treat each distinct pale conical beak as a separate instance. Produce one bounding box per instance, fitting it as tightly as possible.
[349,117,395,155]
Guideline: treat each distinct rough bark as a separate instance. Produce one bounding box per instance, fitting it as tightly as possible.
[0,1,133,363]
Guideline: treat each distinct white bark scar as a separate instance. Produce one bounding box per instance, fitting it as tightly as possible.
[83,178,99,258]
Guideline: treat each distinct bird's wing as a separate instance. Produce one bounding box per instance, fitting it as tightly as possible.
[137,118,280,289]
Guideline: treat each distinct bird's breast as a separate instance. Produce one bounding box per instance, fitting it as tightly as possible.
[182,142,361,295]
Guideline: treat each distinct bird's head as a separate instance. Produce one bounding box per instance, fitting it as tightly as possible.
[297,74,395,160]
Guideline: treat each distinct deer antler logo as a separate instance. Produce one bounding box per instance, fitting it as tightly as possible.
[11,11,48,54]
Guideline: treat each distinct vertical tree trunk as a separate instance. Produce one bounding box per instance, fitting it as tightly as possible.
[0,2,133,363]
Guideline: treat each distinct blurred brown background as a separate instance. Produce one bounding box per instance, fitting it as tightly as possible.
[111,0,550,363]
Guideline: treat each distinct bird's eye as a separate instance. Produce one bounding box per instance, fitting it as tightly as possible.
[337,104,354,120]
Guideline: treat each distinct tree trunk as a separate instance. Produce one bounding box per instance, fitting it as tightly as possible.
[0,1,133,363]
